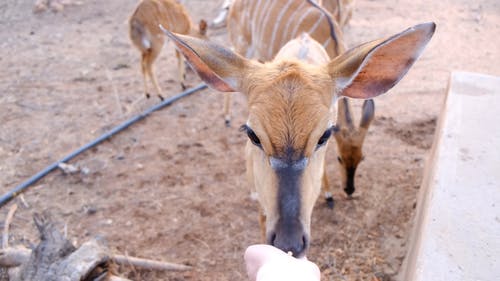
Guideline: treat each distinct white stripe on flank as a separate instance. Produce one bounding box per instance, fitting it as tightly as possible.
[257,0,276,58]
[268,0,295,59]
[252,0,274,50]
[322,37,331,49]
[281,1,306,47]
[290,7,314,38]
[251,0,264,45]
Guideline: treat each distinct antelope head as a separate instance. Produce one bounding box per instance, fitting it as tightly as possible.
[333,98,374,196]
[161,23,435,257]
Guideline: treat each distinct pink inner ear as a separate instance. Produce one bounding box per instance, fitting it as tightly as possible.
[160,25,236,92]
[340,23,435,99]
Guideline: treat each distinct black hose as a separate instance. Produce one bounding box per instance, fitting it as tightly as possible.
[0,83,208,208]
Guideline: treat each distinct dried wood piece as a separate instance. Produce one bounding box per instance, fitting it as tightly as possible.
[0,248,30,267]
[113,255,191,271]
[0,211,192,281]
[2,204,17,249]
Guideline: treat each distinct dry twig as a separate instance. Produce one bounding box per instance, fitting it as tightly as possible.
[113,254,191,271]
[2,204,18,249]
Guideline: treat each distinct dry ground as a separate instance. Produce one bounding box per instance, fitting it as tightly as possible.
[0,0,499,280]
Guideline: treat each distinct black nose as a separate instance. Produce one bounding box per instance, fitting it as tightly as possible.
[344,167,356,196]
[344,184,355,196]
[268,219,308,257]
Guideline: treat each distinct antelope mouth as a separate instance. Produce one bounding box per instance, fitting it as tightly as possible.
[267,220,309,258]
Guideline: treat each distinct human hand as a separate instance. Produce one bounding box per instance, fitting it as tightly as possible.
[244,244,321,281]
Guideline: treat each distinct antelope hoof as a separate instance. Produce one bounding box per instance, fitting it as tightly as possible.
[158,94,164,101]
[181,82,187,90]
[145,92,151,99]
[325,197,334,209]
[224,118,231,127]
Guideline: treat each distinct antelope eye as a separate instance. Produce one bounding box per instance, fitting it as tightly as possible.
[240,125,262,148]
[317,127,333,148]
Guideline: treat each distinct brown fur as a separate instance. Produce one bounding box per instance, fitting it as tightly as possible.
[129,0,207,99]
[162,23,435,256]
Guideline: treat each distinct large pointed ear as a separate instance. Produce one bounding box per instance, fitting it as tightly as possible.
[159,24,251,92]
[328,22,436,99]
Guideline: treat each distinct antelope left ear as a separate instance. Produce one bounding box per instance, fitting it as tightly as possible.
[328,22,436,99]
[159,25,252,93]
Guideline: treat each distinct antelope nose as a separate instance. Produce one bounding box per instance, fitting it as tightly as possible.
[269,222,308,257]
[344,183,355,196]
[344,167,356,196]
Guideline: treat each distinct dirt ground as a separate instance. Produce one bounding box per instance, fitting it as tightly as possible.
[0,0,499,280]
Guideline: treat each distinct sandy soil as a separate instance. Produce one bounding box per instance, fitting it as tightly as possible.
[0,0,499,280]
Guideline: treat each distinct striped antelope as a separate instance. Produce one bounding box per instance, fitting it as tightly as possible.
[129,0,207,100]
[161,22,435,256]
[211,0,353,30]
[223,0,345,125]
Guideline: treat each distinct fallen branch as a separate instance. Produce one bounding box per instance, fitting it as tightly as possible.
[0,212,193,280]
[0,247,30,267]
[113,254,191,271]
[2,204,17,249]
[0,248,191,271]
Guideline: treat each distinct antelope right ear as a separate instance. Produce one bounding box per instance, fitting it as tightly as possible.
[160,25,251,92]
[328,22,436,99]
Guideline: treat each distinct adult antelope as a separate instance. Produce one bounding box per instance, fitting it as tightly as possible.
[129,0,207,100]
[161,22,435,257]
[211,0,353,30]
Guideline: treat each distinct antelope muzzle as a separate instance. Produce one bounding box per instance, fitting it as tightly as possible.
[268,156,309,257]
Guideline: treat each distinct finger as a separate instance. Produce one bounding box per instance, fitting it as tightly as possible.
[245,244,275,280]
